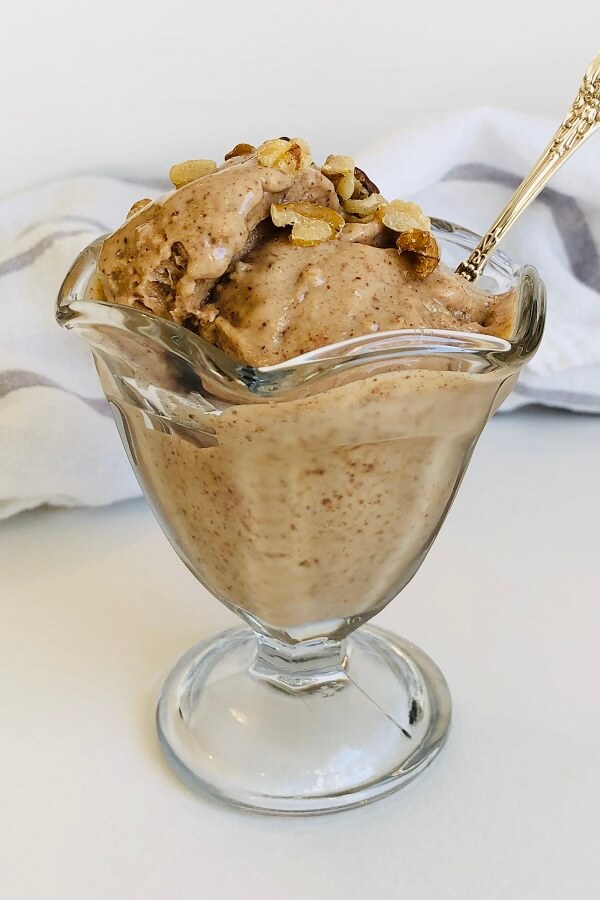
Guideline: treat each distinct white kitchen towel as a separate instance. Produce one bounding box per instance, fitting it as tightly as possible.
[1,107,599,519]
[0,175,162,519]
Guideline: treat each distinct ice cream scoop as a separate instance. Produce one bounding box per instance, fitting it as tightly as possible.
[97,139,519,365]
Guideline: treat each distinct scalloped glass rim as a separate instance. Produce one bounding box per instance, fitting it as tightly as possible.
[56,219,546,401]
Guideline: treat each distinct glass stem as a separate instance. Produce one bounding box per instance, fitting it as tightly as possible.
[250,633,349,694]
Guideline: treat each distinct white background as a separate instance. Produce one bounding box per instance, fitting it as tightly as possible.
[2,3,600,899]
[1,0,599,198]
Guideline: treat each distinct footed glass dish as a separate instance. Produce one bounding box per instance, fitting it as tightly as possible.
[56,221,545,814]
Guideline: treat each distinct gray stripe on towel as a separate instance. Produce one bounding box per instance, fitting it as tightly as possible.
[443,163,600,293]
[0,229,94,277]
[0,369,111,416]
[20,214,110,237]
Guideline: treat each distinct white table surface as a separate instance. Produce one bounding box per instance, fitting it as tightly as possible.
[2,406,599,900]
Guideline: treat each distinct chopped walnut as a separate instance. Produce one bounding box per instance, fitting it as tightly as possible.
[270,201,344,247]
[224,143,256,160]
[377,199,431,234]
[396,229,440,279]
[322,154,354,175]
[321,154,356,201]
[169,159,217,188]
[353,167,380,197]
[257,138,313,174]
[343,193,387,219]
[126,199,152,219]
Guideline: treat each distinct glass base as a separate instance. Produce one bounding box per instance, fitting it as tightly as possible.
[156,624,451,815]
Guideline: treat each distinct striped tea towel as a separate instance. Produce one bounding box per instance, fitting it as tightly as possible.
[0,176,162,519]
[1,108,600,519]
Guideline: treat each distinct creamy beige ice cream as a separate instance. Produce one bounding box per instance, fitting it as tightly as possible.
[98,149,340,330]
[98,139,517,365]
[95,138,520,634]
[207,236,516,366]
[100,364,512,631]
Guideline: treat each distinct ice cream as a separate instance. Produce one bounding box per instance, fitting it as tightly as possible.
[101,364,510,631]
[98,144,340,331]
[98,138,518,365]
[206,236,517,366]
[92,138,521,635]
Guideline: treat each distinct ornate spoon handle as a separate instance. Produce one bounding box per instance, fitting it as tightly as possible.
[456,53,600,282]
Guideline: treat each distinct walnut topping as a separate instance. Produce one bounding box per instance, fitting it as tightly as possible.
[374,199,439,277]
[321,154,356,201]
[322,155,388,219]
[322,158,384,209]
[257,138,313,174]
[126,199,152,219]
[270,202,344,247]
[343,193,387,219]
[224,143,256,160]
[169,159,217,188]
[396,229,440,280]
[322,154,354,175]
[377,199,431,233]
[353,167,380,197]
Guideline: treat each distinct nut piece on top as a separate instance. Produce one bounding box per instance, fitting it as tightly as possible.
[321,155,356,201]
[321,154,385,217]
[378,200,440,279]
[169,159,218,188]
[353,166,380,197]
[270,202,345,247]
[378,199,431,233]
[396,230,441,280]
[344,193,387,219]
[257,138,313,174]
[224,143,256,160]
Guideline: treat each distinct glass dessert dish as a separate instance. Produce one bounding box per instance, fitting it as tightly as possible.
[56,221,545,815]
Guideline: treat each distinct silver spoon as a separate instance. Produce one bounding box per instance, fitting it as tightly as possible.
[456,52,600,282]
